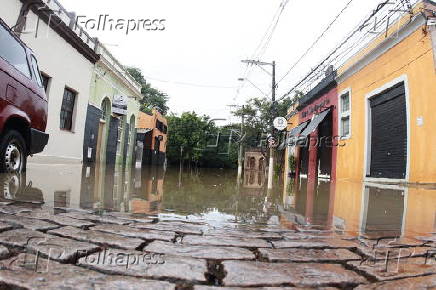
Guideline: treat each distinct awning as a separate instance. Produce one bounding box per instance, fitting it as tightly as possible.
[299,108,331,138]
[284,121,310,147]
[289,121,310,137]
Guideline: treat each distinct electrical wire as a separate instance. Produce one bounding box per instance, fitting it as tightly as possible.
[144,75,237,89]
[277,0,398,101]
[277,0,356,85]
[235,0,291,101]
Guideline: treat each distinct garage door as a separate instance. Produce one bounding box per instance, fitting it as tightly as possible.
[369,82,407,179]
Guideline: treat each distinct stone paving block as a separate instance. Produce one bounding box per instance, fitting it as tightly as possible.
[0,253,175,289]
[349,257,436,281]
[358,246,433,260]
[194,287,298,290]
[77,248,208,282]
[183,235,271,248]
[0,229,99,262]
[259,248,361,263]
[59,212,130,225]
[0,205,32,215]
[222,260,366,287]
[272,239,357,249]
[204,229,282,240]
[48,226,145,250]
[54,207,95,214]
[0,245,9,259]
[0,213,59,231]
[17,210,95,228]
[416,235,436,243]
[355,274,436,289]
[145,241,255,260]
[0,222,13,232]
[132,221,205,235]
[359,237,425,248]
[281,232,335,240]
[105,212,156,223]
[92,224,175,241]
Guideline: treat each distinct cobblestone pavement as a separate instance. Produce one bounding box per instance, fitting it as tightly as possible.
[0,203,434,289]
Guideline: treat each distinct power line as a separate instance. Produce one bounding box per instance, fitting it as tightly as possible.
[257,0,291,58]
[235,0,291,101]
[277,0,397,101]
[277,0,356,85]
[144,75,237,89]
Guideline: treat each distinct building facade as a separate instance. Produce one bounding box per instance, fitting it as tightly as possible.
[1,0,99,163]
[284,0,436,185]
[336,0,436,184]
[83,45,142,167]
[136,110,168,166]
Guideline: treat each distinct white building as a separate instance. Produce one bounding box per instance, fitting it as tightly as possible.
[1,0,99,163]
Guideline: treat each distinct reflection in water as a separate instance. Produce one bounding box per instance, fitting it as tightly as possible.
[1,163,435,236]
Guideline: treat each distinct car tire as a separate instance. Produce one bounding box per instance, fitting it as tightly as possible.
[0,130,27,173]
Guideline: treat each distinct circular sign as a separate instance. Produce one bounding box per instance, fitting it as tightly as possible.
[273,117,287,131]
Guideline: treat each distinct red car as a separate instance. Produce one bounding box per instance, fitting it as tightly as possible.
[0,18,48,173]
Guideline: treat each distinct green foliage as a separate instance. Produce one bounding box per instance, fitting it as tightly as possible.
[166,112,238,168]
[126,67,169,115]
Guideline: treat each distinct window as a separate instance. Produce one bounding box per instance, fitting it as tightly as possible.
[0,23,31,77]
[60,88,76,131]
[101,98,111,121]
[30,55,43,88]
[339,91,351,139]
[41,72,51,93]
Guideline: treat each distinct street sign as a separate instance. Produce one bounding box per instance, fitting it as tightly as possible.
[273,117,287,131]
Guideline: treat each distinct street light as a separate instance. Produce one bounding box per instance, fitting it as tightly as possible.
[240,59,277,190]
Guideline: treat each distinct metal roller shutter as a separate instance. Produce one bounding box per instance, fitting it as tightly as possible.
[369,82,407,179]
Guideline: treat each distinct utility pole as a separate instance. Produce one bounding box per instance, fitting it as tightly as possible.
[237,106,245,184]
[240,59,277,190]
[268,61,277,190]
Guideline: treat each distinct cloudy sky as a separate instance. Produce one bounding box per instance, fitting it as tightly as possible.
[62,0,387,123]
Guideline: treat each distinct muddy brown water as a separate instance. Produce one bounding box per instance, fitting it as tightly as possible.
[1,163,435,238]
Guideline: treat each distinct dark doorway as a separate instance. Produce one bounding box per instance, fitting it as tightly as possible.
[369,82,407,179]
[317,110,333,177]
[299,145,309,175]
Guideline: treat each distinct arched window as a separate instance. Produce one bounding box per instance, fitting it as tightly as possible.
[101,98,111,121]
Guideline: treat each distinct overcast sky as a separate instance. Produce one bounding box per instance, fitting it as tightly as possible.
[62,0,386,123]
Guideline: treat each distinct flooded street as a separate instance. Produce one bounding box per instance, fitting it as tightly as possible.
[3,163,435,237]
[0,163,434,289]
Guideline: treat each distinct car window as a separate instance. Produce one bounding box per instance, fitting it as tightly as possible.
[30,55,43,88]
[0,23,31,78]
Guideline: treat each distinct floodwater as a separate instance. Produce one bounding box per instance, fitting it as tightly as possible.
[1,163,435,238]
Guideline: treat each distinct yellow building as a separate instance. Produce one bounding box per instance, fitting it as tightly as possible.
[336,0,436,184]
[136,110,168,166]
[283,102,300,191]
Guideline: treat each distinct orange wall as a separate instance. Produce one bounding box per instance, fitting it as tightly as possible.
[404,187,436,236]
[336,24,436,183]
[333,181,363,235]
[137,110,168,153]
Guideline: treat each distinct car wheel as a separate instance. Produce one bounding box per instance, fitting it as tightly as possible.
[0,130,27,173]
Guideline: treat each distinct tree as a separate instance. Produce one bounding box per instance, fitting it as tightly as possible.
[231,92,303,173]
[166,112,238,168]
[166,112,212,165]
[126,67,169,115]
